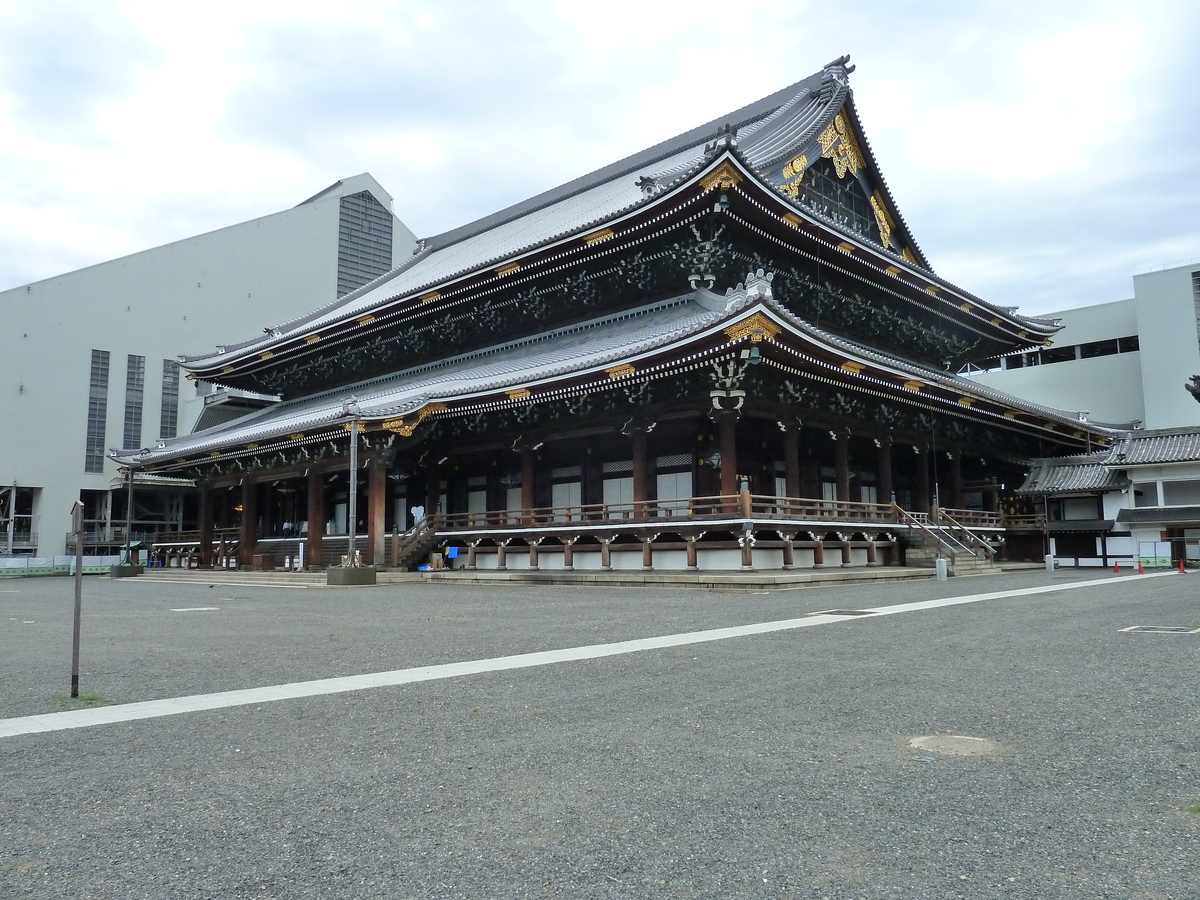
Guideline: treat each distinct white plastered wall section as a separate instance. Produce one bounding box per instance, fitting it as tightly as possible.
[1134,264,1200,430]
[0,174,414,556]
[967,298,1145,426]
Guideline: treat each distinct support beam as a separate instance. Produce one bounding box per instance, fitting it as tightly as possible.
[784,426,800,499]
[307,469,324,569]
[239,478,257,568]
[834,436,850,503]
[198,481,213,568]
[367,460,386,566]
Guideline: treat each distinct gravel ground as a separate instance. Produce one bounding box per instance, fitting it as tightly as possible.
[2,570,1199,898]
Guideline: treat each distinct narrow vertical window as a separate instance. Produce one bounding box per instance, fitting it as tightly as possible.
[84,350,110,473]
[159,359,180,439]
[123,354,146,449]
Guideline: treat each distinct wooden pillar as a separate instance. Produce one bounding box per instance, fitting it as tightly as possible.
[813,537,825,568]
[685,535,699,570]
[367,460,386,565]
[740,528,754,570]
[641,536,653,570]
[781,533,795,569]
[718,410,739,498]
[949,452,964,510]
[600,537,612,570]
[198,481,214,568]
[877,438,893,505]
[528,538,540,570]
[915,449,930,513]
[631,428,649,518]
[840,539,853,568]
[467,540,479,570]
[239,478,257,567]
[866,538,880,567]
[496,540,508,570]
[521,446,536,524]
[984,478,1000,513]
[562,539,575,571]
[306,469,324,568]
[801,458,820,500]
[784,426,800,499]
[834,436,850,503]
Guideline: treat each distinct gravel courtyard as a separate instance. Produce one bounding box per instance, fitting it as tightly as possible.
[2,570,1198,899]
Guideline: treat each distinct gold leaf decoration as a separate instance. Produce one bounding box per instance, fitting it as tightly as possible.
[605,363,636,379]
[836,241,855,254]
[901,247,917,264]
[724,312,782,343]
[419,291,441,304]
[495,262,521,277]
[305,335,321,344]
[357,315,375,326]
[699,161,743,192]
[506,388,531,400]
[870,191,895,249]
[782,212,803,228]
[259,351,273,361]
[584,228,615,245]
[902,380,924,392]
[841,361,864,374]
[817,110,866,178]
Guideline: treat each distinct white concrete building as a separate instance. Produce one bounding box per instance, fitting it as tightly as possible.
[968,258,1200,430]
[0,174,415,557]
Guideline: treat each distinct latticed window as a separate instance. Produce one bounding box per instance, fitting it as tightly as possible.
[84,350,110,473]
[123,354,146,449]
[797,158,881,243]
[159,360,180,439]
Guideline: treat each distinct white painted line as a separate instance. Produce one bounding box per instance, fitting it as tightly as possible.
[169,607,222,612]
[0,572,1174,739]
[139,579,310,589]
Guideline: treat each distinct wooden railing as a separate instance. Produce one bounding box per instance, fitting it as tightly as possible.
[894,505,959,560]
[936,507,1003,529]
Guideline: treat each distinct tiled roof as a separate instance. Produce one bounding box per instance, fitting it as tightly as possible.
[1108,427,1200,465]
[181,58,1057,372]
[1016,458,1130,494]
[115,272,1113,468]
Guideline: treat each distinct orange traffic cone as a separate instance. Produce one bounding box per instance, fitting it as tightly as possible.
[1137,561,1145,574]
[1113,561,1120,574]
[1180,560,1187,574]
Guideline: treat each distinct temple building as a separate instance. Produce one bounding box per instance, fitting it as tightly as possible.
[112,57,1118,574]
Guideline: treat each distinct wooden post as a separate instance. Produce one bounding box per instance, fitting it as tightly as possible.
[467,540,478,570]
[367,460,386,565]
[198,480,214,568]
[239,478,256,568]
[866,538,880,567]
[784,426,800,499]
[685,535,699,570]
[631,428,649,518]
[813,537,825,568]
[877,437,893,505]
[306,468,324,569]
[949,452,964,510]
[719,409,738,499]
[834,436,850,503]
[600,537,612,570]
[915,448,930,513]
[562,539,575,571]
[641,536,653,570]
[740,528,754,570]
[521,446,536,524]
[781,532,795,569]
[496,540,508,570]
[840,538,853,567]
[528,539,540,570]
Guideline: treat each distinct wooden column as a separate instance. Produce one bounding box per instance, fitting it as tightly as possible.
[307,469,324,567]
[801,458,820,500]
[834,436,850,503]
[631,428,649,518]
[528,538,540,570]
[781,533,795,569]
[496,540,509,570]
[840,538,853,567]
[949,452,964,510]
[562,539,575,571]
[915,449,930,513]
[600,537,612,570]
[984,478,1000,512]
[367,460,386,565]
[718,410,739,498]
[239,478,257,568]
[784,426,800,499]
[877,438,893,505]
[521,446,536,523]
[198,481,214,568]
[685,535,699,570]
[467,540,479,570]
[866,539,880,567]
[740,528,754,570]
[641,537,653,570]
[813,537,825,568]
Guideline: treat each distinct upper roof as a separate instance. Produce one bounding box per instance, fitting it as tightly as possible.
[1017,425,1200,494]
[1109,426,1200,465]
[180,57,1059,375]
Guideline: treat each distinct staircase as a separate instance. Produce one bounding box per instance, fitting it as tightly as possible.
[897,507,1000,576]
[391,515,442,571]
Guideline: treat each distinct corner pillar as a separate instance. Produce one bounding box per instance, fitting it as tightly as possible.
[239,478,257,567]
[307,469,324,568]
[198,481,214,568]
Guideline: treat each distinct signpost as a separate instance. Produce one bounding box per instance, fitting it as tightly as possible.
[70,500,84,699]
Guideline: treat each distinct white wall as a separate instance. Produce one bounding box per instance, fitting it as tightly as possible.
[1134,264,1200,429]
[0,174,414,556]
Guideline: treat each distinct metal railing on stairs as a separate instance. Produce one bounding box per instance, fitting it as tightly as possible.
[935,508,997,561]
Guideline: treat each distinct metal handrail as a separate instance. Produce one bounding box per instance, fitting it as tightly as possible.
[894,504,958,559]
[935,508,996,560]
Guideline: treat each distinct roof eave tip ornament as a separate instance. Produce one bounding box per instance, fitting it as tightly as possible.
[822,54,855,85]
[703,123,739,156]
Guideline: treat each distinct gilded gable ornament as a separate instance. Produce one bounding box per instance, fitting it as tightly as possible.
[817,110,865,179]
[870,191,895,249]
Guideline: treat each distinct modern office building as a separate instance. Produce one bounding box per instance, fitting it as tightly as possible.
[0,173,415,557]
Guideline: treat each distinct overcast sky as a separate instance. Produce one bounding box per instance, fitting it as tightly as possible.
[0,0,1196,315]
